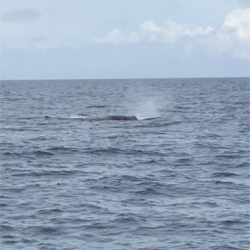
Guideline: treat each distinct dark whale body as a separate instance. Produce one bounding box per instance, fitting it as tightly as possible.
[93,115,138,121]
[105,115,138,120]
[44,115,138,121]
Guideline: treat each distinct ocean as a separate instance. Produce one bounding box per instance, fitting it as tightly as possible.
[0,78,249,250]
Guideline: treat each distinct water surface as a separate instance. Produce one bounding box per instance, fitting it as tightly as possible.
[0,78,249,250]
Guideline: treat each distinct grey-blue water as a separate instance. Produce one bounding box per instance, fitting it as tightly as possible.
[0,78,249,250]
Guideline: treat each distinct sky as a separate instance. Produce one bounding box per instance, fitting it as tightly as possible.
[0,0,250,80]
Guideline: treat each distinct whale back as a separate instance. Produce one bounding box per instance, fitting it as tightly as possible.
[44,115,138,121]
[105,115,138,120]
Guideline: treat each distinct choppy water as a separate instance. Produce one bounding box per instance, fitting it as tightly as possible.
[0,78,249,250]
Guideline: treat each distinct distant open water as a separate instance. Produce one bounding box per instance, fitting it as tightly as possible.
[0,78,249,250]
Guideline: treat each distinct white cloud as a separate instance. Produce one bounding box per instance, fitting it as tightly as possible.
[216,8,250,59]
[95,29,139,44]
[221,8,250,40]
[96,20,215,45]
[96,8,250,60]
[185,26,214,37]
[162,21,187,43]
[141,20,161,33]
[142,20,215,43]
[95,29,124,44]
[128,32,140,43]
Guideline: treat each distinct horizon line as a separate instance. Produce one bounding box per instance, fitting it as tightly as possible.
[1,76,249,81]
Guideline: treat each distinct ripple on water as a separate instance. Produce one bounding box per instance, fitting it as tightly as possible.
[0,78,249,249]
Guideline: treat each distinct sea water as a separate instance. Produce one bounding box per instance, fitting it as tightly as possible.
[0,78,249,250]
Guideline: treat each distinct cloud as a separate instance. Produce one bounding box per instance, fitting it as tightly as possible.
[1,9,41,23]
[96,20,214,45]
[95,29,139,44]
[96,29,124,44]
[128,32,140,43]
[140,20,215,43]
[216,8,250,59]
[221,8,250,40]
[140,20,161,41]
[95,8,250,60]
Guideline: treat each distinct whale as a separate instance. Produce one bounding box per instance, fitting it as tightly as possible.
[91,115,138,121]
[44,115,138,121]
[104,115,137,120]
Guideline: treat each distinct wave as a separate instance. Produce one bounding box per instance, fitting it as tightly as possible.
[211,172,239,177]
[83,147,166,156]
